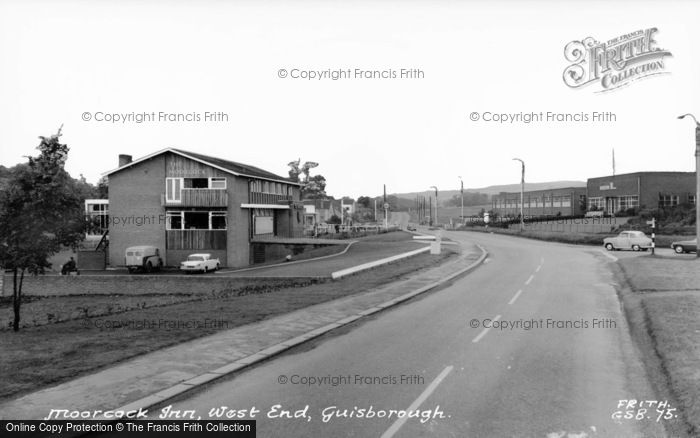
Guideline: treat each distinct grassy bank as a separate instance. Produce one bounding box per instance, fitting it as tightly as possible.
[0,245,458,401]
[618,257,700,436]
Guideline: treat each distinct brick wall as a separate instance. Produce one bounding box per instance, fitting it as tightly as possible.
[109,155,167,267]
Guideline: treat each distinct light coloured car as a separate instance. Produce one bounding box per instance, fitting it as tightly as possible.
[671,238,697,254]
[180,253,220,273]
[125,246,163,273]
[603,231,652,251]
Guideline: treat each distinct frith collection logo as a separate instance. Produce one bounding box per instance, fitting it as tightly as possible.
[563,28,672,92]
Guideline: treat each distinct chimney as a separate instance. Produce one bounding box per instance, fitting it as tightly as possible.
[118,154,132,167]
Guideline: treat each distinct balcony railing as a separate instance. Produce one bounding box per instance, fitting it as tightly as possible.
[249,192,293,205]
[162,189,228,207]
[166,230,227,250]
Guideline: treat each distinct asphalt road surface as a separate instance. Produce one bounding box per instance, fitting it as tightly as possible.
[160,231,668,437]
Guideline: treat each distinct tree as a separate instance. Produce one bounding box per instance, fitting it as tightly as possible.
[287,159,327,199]
[0,127,84,331]
[357,196,372,209]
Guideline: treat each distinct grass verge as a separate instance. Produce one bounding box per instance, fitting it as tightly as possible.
[0,246,458,402]
[616,256,700,436]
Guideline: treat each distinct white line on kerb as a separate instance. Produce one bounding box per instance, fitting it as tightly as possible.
[381,365,454,438]
[472,315,502,343]
[525,274,534,285]
[508,290,523,305]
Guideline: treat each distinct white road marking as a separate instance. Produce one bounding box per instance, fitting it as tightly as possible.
[381,365,454,438]
[508,289,523,305]
[525,274,534,285]
[472,315,501,343]
[535,265,541,273]
[484,257,491,264]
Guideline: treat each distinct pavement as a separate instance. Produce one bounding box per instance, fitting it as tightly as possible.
[0,236,484,420]
[160,231,668,438]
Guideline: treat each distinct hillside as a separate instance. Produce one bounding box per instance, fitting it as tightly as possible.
[393,180,587,201]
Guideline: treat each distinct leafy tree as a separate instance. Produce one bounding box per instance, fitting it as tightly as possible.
[0,127,84,331]
[287,159,327,199]
[327,215,342,224]
[357,196,372,209]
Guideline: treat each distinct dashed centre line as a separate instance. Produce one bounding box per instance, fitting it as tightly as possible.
[525,274,534,285]
[508,289,523,305]
[472,315,502,343]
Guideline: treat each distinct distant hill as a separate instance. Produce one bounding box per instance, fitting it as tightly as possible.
[393,181,587,202]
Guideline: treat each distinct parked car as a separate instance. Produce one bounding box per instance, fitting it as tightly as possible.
[603,231,652,251]
[125,245,163,273]
[180,253,220,274]
[671,238,697,254]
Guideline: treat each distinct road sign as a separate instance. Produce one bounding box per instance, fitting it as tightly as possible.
[646,219,656,227]
[383,203,390,210]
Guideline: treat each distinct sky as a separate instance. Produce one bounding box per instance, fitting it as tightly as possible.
[1,0,699,199]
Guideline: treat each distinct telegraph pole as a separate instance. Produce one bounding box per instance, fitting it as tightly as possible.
[678,114,700,258]
[513,158,525,232]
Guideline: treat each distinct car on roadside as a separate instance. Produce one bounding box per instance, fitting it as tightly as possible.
[671,238,697,254]
[603,231,653,251]
[125,246,163,273]
[180,253,220,274]
[407,224,417,231]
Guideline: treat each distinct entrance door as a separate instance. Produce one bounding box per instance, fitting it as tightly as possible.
[605,197,618,215]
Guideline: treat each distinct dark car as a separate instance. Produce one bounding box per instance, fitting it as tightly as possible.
[671,238,697,254]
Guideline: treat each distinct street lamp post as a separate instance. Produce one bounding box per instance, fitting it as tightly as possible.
[512,158,525,232]
[458,176,464,226]
[430,186,438,226]
[678,114,700,258]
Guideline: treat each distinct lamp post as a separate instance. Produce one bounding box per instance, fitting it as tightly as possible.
[430,186,438,226]
[512,158,525,232]
[678,114,700,258]
[458,176,464,226]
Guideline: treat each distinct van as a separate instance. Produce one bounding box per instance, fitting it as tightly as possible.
[125,246,163,273]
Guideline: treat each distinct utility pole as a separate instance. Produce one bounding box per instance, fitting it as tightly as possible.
[513,158,525,232]
[678,114,700,258]
[458,176,464,226]
[430,186,438,226]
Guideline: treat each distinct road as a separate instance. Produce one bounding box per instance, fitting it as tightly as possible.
[160,231,668,437]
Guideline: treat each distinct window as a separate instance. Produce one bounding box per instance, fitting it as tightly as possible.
[543,195,551,207]
[166,211,183,230]
[184,212,209,229]
[166,178,183,202]
[184,178,208,189]
[253,208,274,235]
[690,195,696,206]
[211,212,227,229]
[659,195,680,208]
[588,197,604,210]
[210,177,226,189]
[167,211,226,230]
[553,196,562,207]
[561,195,571,208]
[619,195,639,210]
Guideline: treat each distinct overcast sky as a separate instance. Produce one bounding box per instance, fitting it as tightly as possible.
[1,0,699,198]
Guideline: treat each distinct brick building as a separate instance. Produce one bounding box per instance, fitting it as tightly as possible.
[104,148,304,268]
[587,171,695,214]
[491,187,588,218]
